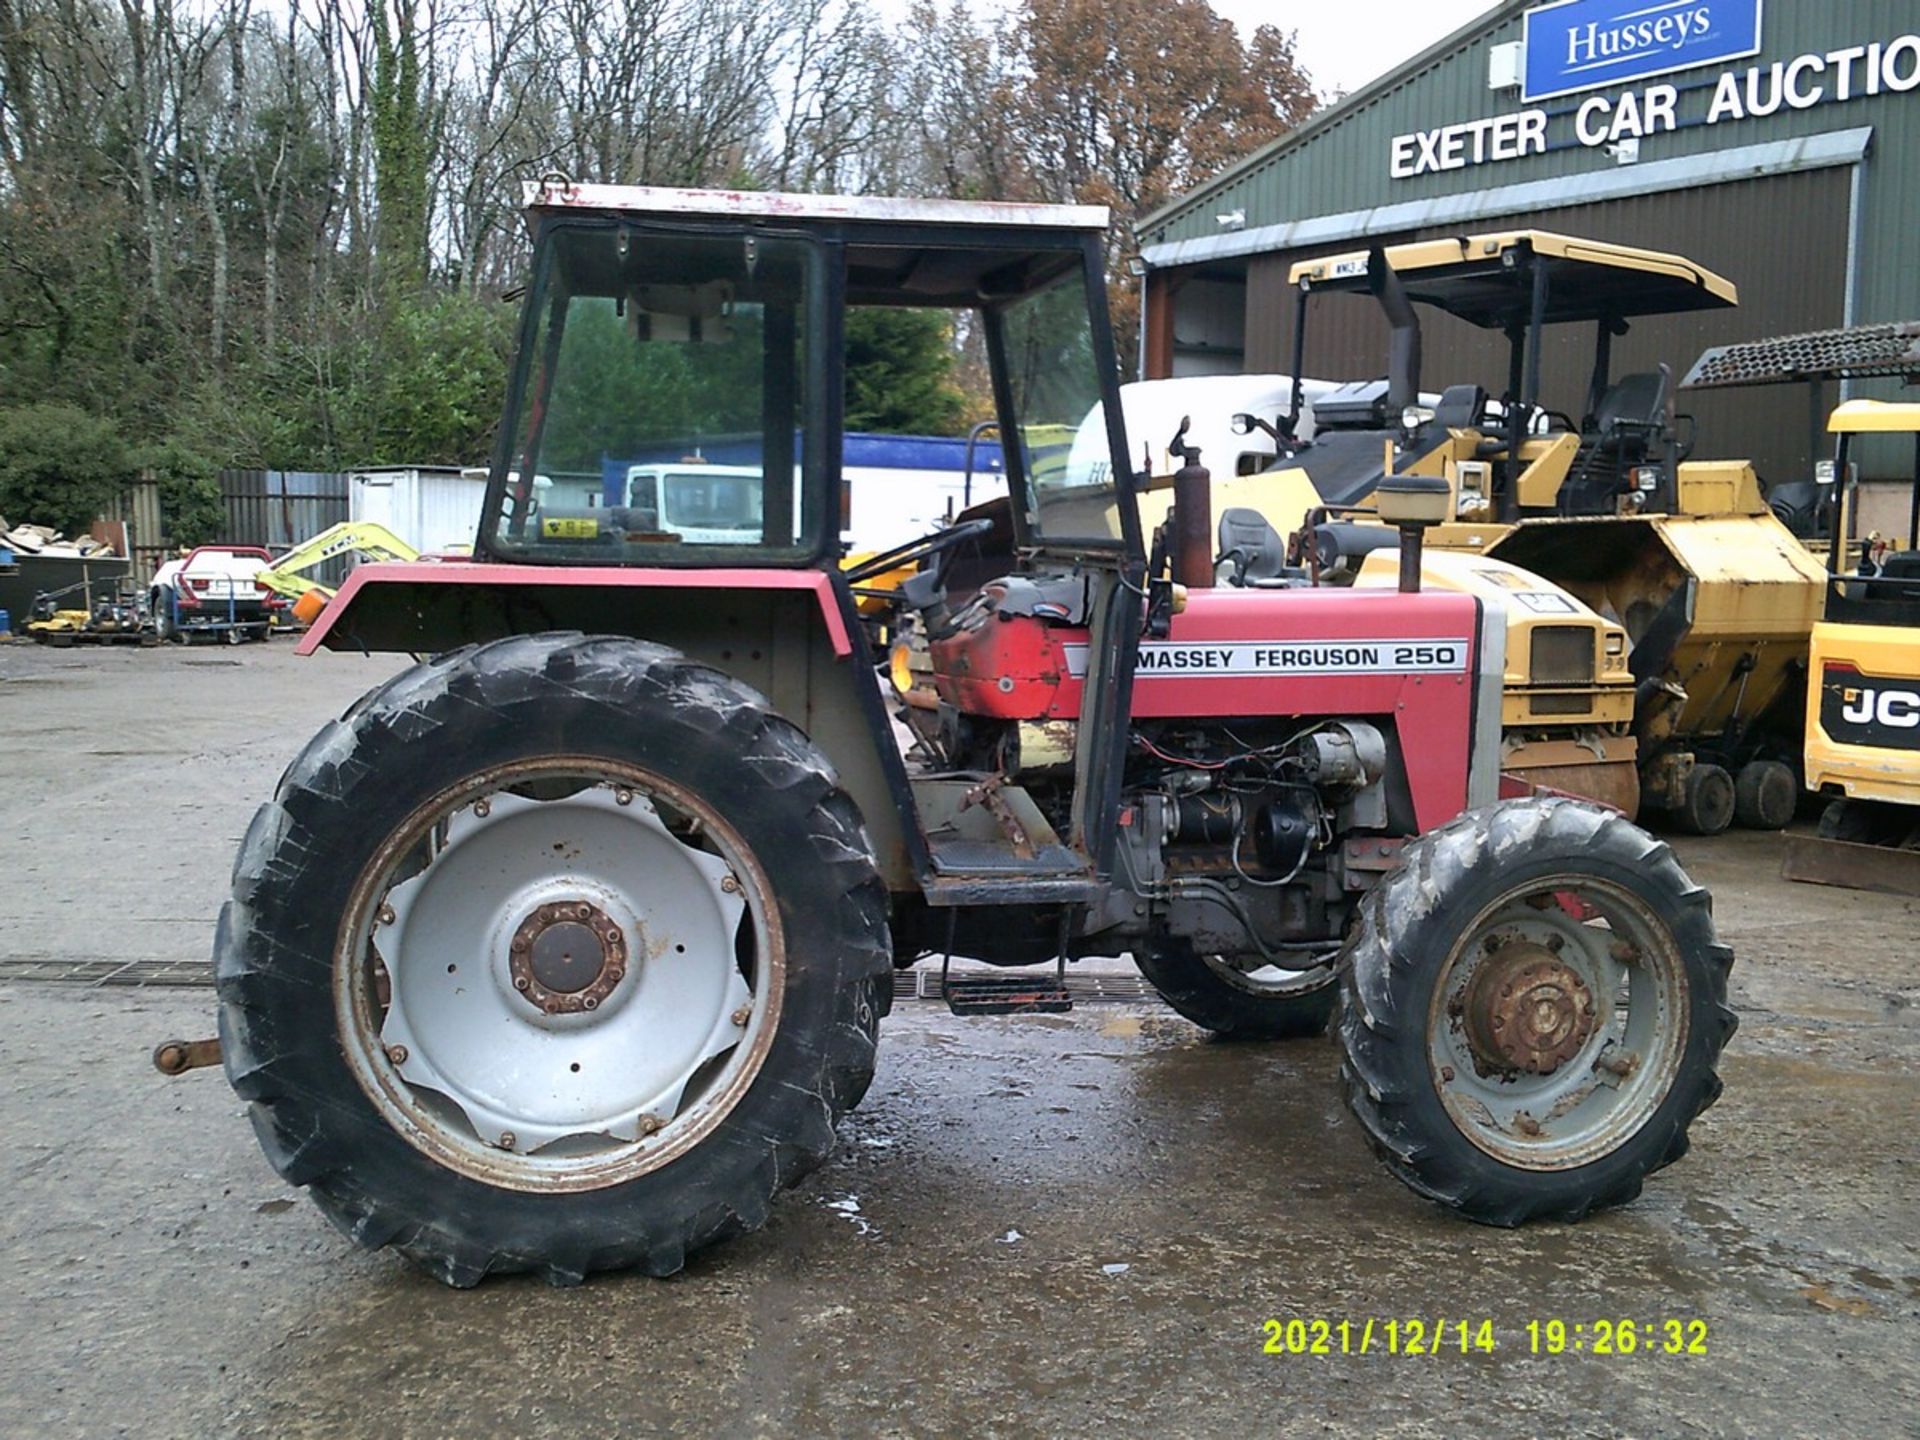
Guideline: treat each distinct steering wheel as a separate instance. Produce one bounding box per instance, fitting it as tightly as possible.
[844,517,995,587]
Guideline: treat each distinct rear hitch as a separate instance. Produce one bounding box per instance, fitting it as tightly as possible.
[152,1037,222,1076]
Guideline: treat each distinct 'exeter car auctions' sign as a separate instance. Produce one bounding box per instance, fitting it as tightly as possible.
[1523,0,1764,102]
[1390,22,1920,181]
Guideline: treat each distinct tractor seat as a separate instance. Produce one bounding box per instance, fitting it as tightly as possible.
[1868,549,1920,600]
[1560,368,1671,516]
[1312,521,1399,582]
[1432,383,1486,430]
[1215,507,1298,586]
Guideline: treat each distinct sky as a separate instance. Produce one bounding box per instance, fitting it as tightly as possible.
[870,0,1499,102]
[1208,0,1495,99]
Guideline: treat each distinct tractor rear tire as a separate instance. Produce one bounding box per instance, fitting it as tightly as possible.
[1733,761,1796,831]
[1672,762,1734,836]
[1135,942,1337,1039]
[1338,798,1735,1226]
[216,632,892,1286]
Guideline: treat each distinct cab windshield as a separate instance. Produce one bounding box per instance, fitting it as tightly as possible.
[998,272,1125,547]
[486,224,822,563]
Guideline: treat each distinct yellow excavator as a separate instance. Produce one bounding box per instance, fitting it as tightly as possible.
[1783,400,1920,895]
[255,521,421,627]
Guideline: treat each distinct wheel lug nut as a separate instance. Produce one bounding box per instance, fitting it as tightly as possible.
[473,799,491,818]
[378,904,396,926]
[721,875,740,894]
[731,1005,752,1027]
[514,976,530,991]
[386,1044,409,1065]
[638,1115,662,1136]
[583,997,599,1010]
[615,788,633,806]
[498,1131,516,1149]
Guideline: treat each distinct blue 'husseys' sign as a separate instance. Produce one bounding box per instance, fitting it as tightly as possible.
[1522,0,1765,102]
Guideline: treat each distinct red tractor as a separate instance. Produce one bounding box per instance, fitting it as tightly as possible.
[206,184,1733,1285]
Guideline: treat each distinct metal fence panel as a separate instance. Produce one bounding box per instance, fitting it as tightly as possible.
[119,470,351,587]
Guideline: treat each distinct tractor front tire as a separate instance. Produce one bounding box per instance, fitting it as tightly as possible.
[217,633,892,1286]
[1135,942,1337,1039]
[1339,798,1735,1226]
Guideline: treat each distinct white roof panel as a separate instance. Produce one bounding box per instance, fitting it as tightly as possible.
[522,180,1108,233]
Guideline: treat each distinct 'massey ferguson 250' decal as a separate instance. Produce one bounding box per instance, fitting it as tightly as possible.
[1821,662,1920,752]
[1062,638,1471,680]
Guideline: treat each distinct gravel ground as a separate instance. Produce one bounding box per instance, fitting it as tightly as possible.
[0,637,1915,1438]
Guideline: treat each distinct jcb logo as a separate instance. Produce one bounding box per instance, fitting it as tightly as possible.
[1840,687,1920,729]
[1823,664,1920,753]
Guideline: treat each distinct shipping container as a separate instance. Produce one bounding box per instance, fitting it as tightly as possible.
[348,468,484,555]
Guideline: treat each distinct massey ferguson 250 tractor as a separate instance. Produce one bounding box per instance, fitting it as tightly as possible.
[185,185,1734,1286]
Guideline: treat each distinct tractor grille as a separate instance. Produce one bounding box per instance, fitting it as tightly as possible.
[1682,322,1920,391]
[1530,626,1594,687]
[1532,693,1595,716]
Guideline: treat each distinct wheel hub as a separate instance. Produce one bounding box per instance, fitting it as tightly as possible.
[1464,940,1596,1075]
[509,900,629,1014]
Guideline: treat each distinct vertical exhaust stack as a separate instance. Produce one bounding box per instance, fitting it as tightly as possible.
[1368,245,1422,415]
[1168,417,1214,589]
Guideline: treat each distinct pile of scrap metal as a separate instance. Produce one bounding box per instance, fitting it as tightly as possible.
[2,522,123,559]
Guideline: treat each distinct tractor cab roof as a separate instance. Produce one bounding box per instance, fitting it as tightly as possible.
[521,181,1110,308]
[1288,231,1737,329]
[1828,399,1920,435]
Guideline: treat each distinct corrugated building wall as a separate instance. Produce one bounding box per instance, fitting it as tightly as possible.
[1140,0,1920,481]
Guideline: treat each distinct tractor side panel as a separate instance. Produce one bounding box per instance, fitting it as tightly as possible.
[939,587,1480,832]
[1118,589,1480,832]
[296,565,916,889]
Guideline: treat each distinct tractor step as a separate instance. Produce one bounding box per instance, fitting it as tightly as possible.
[942,975,1074,1016]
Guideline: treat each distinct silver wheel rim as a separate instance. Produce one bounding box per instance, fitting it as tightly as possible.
[334,759,783,1193]
[1199,951,1336,999]
[1426,875,1687,1171]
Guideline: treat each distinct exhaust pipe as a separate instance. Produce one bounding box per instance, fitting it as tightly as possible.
[1168,417,1214,589]
[1368,244,1422,414]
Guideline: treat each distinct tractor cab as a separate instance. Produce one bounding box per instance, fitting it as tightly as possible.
[483,184,1139,566]
[1265,231,1737,535]
[1789,399,1920,889]
[316,182,1148,907]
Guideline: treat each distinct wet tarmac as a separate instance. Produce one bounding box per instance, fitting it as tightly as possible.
[2,641,1916,1437]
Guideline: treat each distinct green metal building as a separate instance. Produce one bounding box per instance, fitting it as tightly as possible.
[1138,0,1920,481]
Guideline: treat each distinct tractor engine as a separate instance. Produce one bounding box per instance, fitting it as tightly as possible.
[914,566,1494,966]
